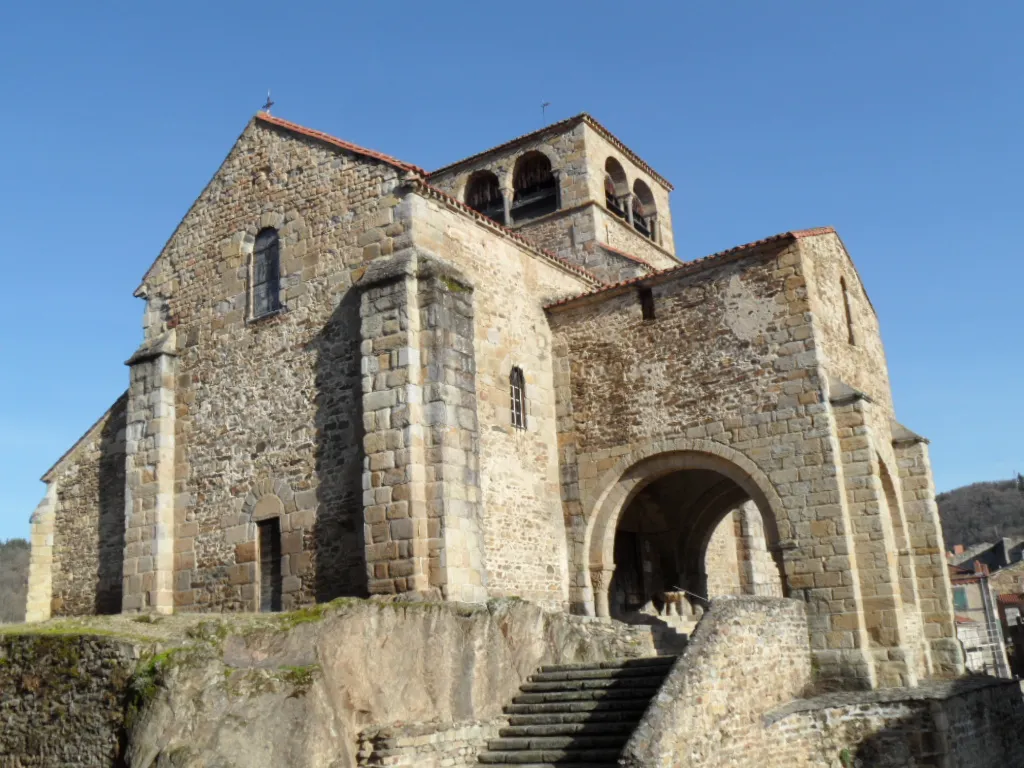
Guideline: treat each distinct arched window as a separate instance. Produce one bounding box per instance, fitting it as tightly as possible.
[511,152,558,223]
[257,517,282,612]
[510,366,526,430]
[253,228,282,318]
[631,180,657,241]
[605,158,628,219]
[465,171,505,224]
[841,277,856,345]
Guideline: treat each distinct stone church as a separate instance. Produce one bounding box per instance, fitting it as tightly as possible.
[25,111,963,689]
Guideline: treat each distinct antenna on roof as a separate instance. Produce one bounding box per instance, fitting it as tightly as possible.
[261,90,275,114]
[541,101,551,123]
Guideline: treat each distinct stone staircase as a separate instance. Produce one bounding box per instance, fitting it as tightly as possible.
[477,655,677,767]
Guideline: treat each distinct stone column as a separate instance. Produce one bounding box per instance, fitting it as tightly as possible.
[25,484,57,622]
[552,169,563,210]
[591,565,615,619]
[624,195,635,227]
[893,431,965,677]
[501,189,512,227]
[359,255,431,596]
[123,331,178,614]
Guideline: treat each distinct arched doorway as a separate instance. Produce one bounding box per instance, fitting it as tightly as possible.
[586,449,787,623]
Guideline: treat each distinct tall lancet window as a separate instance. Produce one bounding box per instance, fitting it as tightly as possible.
[510,366,527,430]
[840,277,856,345]
[253,228,282,318]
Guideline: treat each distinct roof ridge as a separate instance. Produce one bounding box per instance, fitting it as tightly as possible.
[427,113,673,190]
[546,229,806,310]
[255,112,428,175]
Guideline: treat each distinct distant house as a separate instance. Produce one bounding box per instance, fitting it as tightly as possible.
[947,561,1010,677]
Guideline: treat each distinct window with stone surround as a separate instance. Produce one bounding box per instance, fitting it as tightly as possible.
[257,517,282,612]
[510,366,527,430]
[841,277,856,345]
[252,227,282,318]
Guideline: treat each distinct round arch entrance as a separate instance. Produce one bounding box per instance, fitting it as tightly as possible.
[584,449,787,621]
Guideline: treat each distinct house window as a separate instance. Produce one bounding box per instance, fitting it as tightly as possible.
[952,586,968,612]
[840,277,855,345]
[639,287,656,320]
[510,367,527,430]
[253,228,282,318]
[257,518,282,612]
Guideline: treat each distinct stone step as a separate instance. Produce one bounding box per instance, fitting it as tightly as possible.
[513,689,657,705]
[478,749,623,764]
[530,665,674,683]
[506,711,646,726]
[538,656,675,674]
[488,735,629,752]
[520,675,665,693]
[500,722,636,738]
[505,699,651,715]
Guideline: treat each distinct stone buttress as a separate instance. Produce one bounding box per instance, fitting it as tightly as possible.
[122,328,178,613]
[357,251,487,602]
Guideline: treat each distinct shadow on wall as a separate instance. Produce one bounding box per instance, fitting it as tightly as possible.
[848,677,1024,768]
[310,288,368,602]
[96,394,128,615]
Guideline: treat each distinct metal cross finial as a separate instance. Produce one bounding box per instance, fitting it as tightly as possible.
[541,101,551,123]
[262,90,275,114]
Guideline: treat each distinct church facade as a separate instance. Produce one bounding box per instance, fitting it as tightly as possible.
[26,112,962,689]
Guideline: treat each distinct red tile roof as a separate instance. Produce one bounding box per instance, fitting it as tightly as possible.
[998,594,1024,605]
[545,227,836,310]
[256,112,427,175]
[428,113,674,191]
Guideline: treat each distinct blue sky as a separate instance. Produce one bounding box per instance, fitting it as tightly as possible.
[0,1,1021,542]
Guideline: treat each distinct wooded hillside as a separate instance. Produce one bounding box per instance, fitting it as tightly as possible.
[937,479,1024,547]
[0,538,29,623]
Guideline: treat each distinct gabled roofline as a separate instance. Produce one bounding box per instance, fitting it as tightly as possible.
[137,113,429,291]
[428,113,674,191]
[545,228,826,312]
[41,392,128,482]
[255,113,427,175]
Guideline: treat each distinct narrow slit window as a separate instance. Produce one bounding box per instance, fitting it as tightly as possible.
[840,277,856,345]
[639,287,656,320]
[253,228,282,318]
[257,518,282,612]
[510,366,527,430]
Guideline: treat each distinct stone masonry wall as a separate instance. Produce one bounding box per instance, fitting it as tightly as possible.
[550,238,882,684]
[139,119,412,612]
[592,203,679,270]
[356,720,504,768]
[407,194,591,608]
[581,122,676,255]
[764,679,1024,768]
[45,394,128,618]
[0,633,138,767]
[704,511,741,597]
[514,205,658,282]
[800,231,893,412]
[620,597,812,767]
